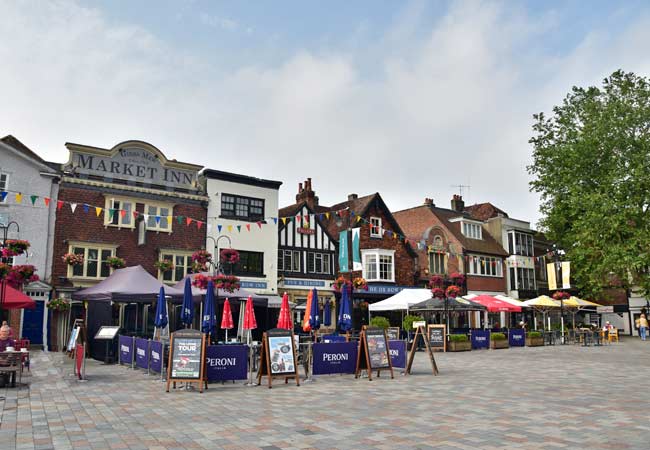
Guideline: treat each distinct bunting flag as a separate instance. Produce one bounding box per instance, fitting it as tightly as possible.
[15,193,22,203]
[272,218,278,225]
[0,192,7,202]
[133,211,139,219]
[120,209,126,219]
[44,197,50,206]
[143,214,150,222]
[356,215,362,223]
[186,217,192,226]
[108,209,115,222]
[176,215,184,224]
[95,207,102,217]
[246,224,251,231]
[227,225,233,233]
[56,200,63,210]
[83,204,89,213]
[155,215,161,225]
[218,224,222,233]
[281,217,287,225]
[70,203,77,213]
[167,215,172,224]
[197,221,203,229]
[256,221,262,229]
[30,195,38,205]
[325,212,330,220]
[236,225,241,233]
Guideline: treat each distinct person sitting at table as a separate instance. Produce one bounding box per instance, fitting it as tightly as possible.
[1,321,14,338]
[0,325,15,352]
[603,321,613,331]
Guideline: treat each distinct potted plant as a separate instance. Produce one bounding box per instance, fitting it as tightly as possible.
[352,277,369,291]
[490,332,509,349]
[0,262,10,279]
[191,249,213,272]
[192,273,214,290]
[369,316,390,329]
[431,287,445,299]
[332,275,352,293]
[106,256,126,269]
[62,253,84,266]
[446,285,461,298]
[448,334,472,352]
[552,291,570,301]
[429,275,444,288]
[219,248,238,265]
[2,239,30,257]
[47,297,71,312]
[214,274,240,293]
[449,272,466,286]
[526,331,544,347]
[154,259,174,272]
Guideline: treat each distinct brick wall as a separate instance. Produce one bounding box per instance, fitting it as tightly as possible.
[467,273,507,293]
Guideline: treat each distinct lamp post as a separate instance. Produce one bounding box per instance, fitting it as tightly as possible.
[550,244,565,340]
[0,221,20,324]
[206,235,232,276]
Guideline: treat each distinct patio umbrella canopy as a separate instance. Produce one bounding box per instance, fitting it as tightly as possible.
[276,292,293,330]
[338,287,352,332]
[0,282,36,309]
[410,296,487,312]
[323,300,331,327]
[202,280,217,336]
[309,288,321,331]
[468,295,522,313]
[180,277,194,327]
[243,296,257,330]
[368,288,434,312]
[154,287,168,329]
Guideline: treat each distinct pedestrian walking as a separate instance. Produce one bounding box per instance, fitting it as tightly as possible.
[637,314,648,341]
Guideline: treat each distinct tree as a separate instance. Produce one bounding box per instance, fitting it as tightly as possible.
[528,70,650,298]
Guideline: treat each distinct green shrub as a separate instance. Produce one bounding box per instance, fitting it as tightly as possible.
[490,332,506,341]
[369,316,390,329]
[449,334,468,342]
[403,315,424,331]
[527,331,542,338]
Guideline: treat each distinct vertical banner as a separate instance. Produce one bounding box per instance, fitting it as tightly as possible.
[338,231,349,272]
[351,228,362,271]
[388,340,406,368]
[135,338,150,370]
[561,261,571,289]
[547,263,557,290]
[508,329,525,347]
[118,335,134,365]
[149,340,163,373]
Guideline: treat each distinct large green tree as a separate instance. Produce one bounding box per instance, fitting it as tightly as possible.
[528,70,650,298]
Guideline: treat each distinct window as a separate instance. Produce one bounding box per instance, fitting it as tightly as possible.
[221,194,265,221]
[429,252,446,274]
[516,268,536,291]
[68,244,116,279]
[104,198,133,228]
[233,250,264,276]
[307,252,332,274]
[159,251,192,283]
[510,267,516,290]
[433,235,443,248]
[0,172,7,202]
[468,255,503,277]
[370,217,382,238]
[462,222,482,239]
[508,231,534,256]
[362,249,395,282]
[278,250,300,272]
[145,203,172,232]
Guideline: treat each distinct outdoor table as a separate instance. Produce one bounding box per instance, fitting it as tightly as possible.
[0,351,28,387]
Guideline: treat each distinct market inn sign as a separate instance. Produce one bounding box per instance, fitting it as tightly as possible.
[64,140,203,190]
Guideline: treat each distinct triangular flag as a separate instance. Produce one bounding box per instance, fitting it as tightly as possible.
[318,214,323,220]
[281,217,287,225]
[120,209,126,219]
[272,217,278,225]
[30,195,38,205]
[95,207,102,217]
[325,212,330,220]
[350,211,355,217]
[296,215,301,221]
[197,221,203,229]
[237,225,242,233]
[227,225,233,233]
[176,216,184,224]
[167,215,172,224]
[304,215,309,223]
[70,203,77,213]
[246,224,251,231]
[108,209,115,221]
[256,221,262,229]
[133,211,139,219]
[218,225,223,233]
[186,217,192,226]
[44,197,51,207]
[0,192,7,202]
[356,215,362,223]
[155,215,161,225]
[56,200,64,210]
[83,204,89,213]
[143,214,149,222]
[15,193,23,203]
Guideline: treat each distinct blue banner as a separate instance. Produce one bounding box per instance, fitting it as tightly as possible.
[471,330,490,349]
[338,231,349,272]
[134,338,149,370]
[322,335,346,343]
[205,345,248,381]
[312,342,357,375]
[509,329,525,347]
[149,340,163,373]
[389,340,406,368]
[118,335,134,365]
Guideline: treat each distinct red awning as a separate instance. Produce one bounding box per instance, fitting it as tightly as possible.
[470,295,521,313]
[0,283,36,309]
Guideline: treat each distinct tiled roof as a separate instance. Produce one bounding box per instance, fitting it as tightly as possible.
[464,202,509,220]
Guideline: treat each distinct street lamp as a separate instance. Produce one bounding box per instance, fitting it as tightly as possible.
[206,235,232,275]
[0,221,20,324]
[550,244,566,340]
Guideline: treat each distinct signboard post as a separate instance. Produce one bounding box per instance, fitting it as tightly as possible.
[355,326,394,381]
[386,327,400,341]
[166,329,206,393]
[257,328,300,389]
[405,325,439,376]
[94,326,120,365]
[427,324,446,352]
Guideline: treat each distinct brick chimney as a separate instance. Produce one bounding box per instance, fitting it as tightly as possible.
[295,177,319,208]
[451,194,464,212]
[348,193,358,201]
[424,198,434,207]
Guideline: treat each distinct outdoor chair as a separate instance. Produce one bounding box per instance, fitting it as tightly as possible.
[16,339,30,371]
[608,329,619,343]
[0,352,22,388]
[566,330,576,344]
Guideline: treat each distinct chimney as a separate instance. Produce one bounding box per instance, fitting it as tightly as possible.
[424,198,434,207]
[348,193,358,201]
[451,194,464,212]
[295,178,319,207]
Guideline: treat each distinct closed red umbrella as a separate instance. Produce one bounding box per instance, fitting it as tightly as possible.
[243,295,257,330]
[0,281,36,309]
[221,298,234,341]
[276,292,293,330]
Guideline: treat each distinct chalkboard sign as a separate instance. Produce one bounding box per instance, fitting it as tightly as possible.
[406,325,439,376]
[386,327,400,340]
[355,326,394,381]
[166,329,206,393]
[257,328,300,388]
[428,325,446,352]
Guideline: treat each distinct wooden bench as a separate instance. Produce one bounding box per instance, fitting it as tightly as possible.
[0,352,22,388]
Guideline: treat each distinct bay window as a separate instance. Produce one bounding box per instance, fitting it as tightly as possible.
[468,255,503,277]
[362,249,395,282]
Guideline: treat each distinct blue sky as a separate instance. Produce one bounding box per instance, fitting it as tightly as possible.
[2,0,650,225]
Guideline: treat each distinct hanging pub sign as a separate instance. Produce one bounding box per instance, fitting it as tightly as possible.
[355,326,394,381]
[386,327,400,340]
[428,324,446,352]
[257,328,300,389]
[406,325,439,376]
[166,329,206,393]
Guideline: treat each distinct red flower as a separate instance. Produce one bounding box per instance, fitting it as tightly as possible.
[429,275,444,288]
[431,287,445,299]
[446,285,461,298]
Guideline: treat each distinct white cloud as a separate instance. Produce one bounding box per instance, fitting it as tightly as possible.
[1,0,650,229]
[199,12,239,31]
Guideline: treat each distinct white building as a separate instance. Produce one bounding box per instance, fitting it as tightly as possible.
[0,135,60,349]
[202,169,282,301]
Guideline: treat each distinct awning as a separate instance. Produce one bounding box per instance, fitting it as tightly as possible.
[465,295,522,313]
[0,282,36,309]
[368,289,433,311]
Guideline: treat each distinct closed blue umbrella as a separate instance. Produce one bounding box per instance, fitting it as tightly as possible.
[180,276,194,328]
[309,288,321,331]
[338,286,352,332]
[154,287,168,329]
[202,280,217,337]
[323,299,332,327]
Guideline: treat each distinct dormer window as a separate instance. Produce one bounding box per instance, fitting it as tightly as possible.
[370,217,382,238]
[462,222,482,239]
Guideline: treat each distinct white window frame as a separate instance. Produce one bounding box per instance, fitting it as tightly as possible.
[0,172,8,202]
[158,250,193,283]
[279,249,301,272]
[361,249,395,282]
[104,196,135,229]
[370,217,382,238]
[467,255,503,277]
[462,221,482,240]
[508,231,534,256]
[145,202,173,233]
[67,243,116,280]
[429,252,446,274]
[306,251,331,275]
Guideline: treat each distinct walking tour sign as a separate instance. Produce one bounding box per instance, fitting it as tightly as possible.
[166,329,206,393]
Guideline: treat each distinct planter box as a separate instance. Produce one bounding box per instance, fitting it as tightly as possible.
[526,337,544,347]
[490,340,509,350]
[448,341,472,352]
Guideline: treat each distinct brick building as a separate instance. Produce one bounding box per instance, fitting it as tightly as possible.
[51,140,208,352]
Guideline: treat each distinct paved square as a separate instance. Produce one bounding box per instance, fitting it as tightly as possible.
[2,339,649,450]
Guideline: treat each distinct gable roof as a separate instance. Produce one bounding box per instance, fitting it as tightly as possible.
[277,201,339,243]
[1,135,60,174]
[464,202,509,221]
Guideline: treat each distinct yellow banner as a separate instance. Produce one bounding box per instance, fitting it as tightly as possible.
[547,263,557,290]
[561,261,571,289]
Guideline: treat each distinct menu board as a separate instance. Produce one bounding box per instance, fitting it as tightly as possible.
[94,326,120,340]
[428,325,446,352]
[169,329,204,380]
[386,327,400,340]
[365,327,390,369]
[267,329,296,375]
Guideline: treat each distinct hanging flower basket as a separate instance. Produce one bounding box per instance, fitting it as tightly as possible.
[7,265,39,288]
[191,260,208,273]
[192,249,212,265]
[62,253,84,266]
[429,275,444,288]
[192,273,214,290]
[219,248,240,265]
[214,274,240,293]
[431,287,445,299]
[154,259,174,272]
[449,272,466,286]
[446,285,462,298]
[332,275,352,293]
[552,291,570,301]
[352,277,369,291]
[358,300,369,309]
[2,239,30,258]
[47,297,71,312]
[106,256,126,269]
[0,262,10,279]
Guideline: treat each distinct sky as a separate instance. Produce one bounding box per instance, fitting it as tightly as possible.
[2,0,650,228]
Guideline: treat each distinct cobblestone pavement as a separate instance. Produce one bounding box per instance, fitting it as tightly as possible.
[2,338,649,450]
